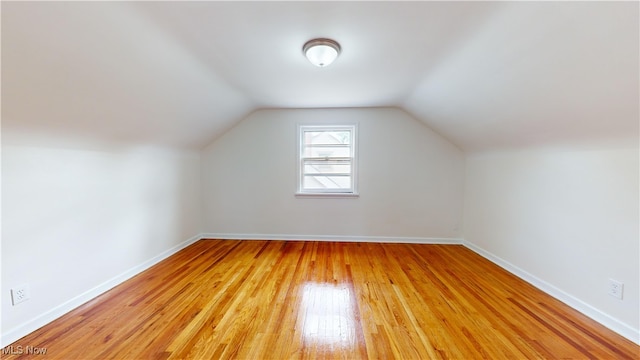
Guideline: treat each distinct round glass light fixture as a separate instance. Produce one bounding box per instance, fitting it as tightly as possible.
[303,38,341,67]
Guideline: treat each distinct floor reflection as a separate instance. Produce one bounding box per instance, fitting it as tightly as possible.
[299,282,356,346]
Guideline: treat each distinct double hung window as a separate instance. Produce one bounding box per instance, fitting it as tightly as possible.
[297,125,357,196]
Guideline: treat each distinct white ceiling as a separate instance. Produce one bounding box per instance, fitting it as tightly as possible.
[2,1,638,151]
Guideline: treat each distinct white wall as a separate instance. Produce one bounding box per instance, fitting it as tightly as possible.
[1,134,202,345]
[4,105,636,345]
[202,107,465,240]
[464,145,639,341]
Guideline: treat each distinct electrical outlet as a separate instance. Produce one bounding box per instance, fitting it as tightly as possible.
[608,279,623,300]
[11,284,30,305]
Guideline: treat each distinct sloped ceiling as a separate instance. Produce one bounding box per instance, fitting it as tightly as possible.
[2,1,638,151]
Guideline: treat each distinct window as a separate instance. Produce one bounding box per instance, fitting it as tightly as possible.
[297,125,358,196]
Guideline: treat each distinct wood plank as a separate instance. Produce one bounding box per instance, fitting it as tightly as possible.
[3,240,638,359]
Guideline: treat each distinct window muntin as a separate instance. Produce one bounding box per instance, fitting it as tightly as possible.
[298,125,357,195]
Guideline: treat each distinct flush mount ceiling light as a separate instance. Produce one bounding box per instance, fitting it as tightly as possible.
[303,38,341,67]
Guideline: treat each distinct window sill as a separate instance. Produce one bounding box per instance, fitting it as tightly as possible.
[295,192,360,198]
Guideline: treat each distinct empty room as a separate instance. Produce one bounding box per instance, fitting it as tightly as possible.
[1,1,638,359]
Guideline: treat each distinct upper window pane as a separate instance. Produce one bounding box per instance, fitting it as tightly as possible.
[304,131,351,145]
[303,145,351,158]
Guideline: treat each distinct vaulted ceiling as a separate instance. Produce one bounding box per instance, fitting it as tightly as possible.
[2,2,638,151]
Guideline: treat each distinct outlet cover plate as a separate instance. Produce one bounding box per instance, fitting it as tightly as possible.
[608,279,623,300]
[11,284,30,306]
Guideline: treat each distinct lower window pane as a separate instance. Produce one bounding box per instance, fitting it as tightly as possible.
[304,163,351,175]
[303,175,352,190]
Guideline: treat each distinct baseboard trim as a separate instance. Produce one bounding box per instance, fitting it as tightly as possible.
[1,234,201,347]
[4,235,637,347]
[200,233,463,244]
[463,240,640,345]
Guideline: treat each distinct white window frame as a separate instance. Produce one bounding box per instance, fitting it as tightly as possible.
[296,124,358,197]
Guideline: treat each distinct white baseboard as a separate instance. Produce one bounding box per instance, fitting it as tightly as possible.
[201,233,463,244]
[463,240,640,345]
[4,235,637,348]
[1,234,201,347]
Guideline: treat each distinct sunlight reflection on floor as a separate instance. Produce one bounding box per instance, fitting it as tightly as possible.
[299,282,357,347]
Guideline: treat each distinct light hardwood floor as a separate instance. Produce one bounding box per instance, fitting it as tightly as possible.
[3,240,639,359]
